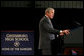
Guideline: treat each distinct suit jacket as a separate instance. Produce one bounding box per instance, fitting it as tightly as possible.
[39,16,60,50]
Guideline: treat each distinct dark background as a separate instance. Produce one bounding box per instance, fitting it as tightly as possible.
[1,0,83,55]
[1,8,83,55]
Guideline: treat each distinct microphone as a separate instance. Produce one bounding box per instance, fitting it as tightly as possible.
[74,21,81,26]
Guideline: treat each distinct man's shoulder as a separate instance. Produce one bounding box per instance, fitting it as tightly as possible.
[42,16,46,20]
[40,16,48,22]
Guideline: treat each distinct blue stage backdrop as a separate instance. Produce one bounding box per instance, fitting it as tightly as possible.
[1,31,34,55]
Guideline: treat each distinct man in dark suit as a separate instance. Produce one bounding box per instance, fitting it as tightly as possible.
[38,8,70,55]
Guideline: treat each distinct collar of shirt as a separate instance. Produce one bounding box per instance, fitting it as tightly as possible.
[45,15,49,19]
[45,15,52,24]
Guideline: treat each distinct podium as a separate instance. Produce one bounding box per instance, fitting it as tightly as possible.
[64,26,83,55]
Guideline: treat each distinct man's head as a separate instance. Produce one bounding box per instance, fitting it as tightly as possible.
[45,8,55,19]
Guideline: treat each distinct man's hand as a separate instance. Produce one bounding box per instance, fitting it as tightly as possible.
[62,29,70,35]
[60,32,64,36]
[60,29,70,36]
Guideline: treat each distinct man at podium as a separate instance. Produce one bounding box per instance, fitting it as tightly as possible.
[38,7,70,55]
